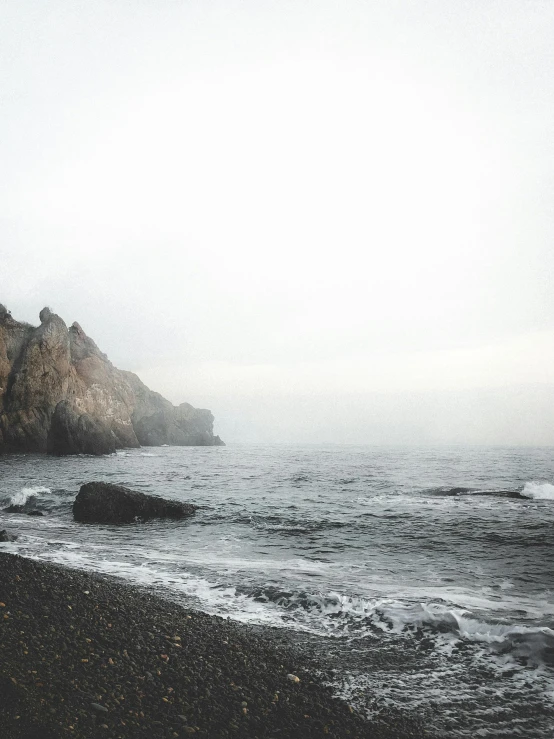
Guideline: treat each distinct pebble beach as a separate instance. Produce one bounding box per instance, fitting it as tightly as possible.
[0,553,426,739]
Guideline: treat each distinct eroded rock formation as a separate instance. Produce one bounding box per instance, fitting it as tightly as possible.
[0,305,224,455]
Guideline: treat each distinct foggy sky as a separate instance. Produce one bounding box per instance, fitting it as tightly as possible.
[1,0,554,445]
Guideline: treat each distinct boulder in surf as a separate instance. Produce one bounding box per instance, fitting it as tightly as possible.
[73,482,197,524]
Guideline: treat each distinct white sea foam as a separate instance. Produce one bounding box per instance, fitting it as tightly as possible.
[388,600,554,650]
[9,485,51,506]
[521,481,554,500]
[19,539,554,660]
[4,444,553,738]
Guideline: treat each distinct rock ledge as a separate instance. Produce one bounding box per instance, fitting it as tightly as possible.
[0,306,224,455]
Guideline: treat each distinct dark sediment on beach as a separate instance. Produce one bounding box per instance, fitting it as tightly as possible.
[0,554,426,739]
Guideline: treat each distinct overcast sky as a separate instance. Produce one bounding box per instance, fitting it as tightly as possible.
[1,0,554,444]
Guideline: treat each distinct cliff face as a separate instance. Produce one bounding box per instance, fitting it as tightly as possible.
[0,305,224,455]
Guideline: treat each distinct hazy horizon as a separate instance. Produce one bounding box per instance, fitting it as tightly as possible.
[2,1,553,446]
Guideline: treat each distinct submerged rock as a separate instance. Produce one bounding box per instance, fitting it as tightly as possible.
[0,306,224,455]
[3,505,44,516]
[0,529,17,542]
[73,482,198,524]
[4,504,27,513]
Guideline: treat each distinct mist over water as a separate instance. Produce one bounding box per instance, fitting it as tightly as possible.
[1,444,554,736]
[1,5,553,736]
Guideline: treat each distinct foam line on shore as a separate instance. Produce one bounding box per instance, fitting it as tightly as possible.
[0,552,426,739]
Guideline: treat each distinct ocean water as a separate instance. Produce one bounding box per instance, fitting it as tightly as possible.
[1,444,554,737]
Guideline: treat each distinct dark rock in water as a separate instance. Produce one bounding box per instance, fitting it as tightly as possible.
[0,529,17,542]
[3,505,44,516]
[73,481,198,524]
[4,494,39,514]
[0,306,224,455]
[5,495,38,514]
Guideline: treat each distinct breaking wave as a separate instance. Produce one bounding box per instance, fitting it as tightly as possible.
[8,485,52,508]
[241,587,554,666]
[17,538,554,670]
[521,481,554,501]
[2,445,554,737]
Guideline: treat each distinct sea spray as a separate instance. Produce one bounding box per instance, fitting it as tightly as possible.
[9,485,52,507]
[521,481,554,500]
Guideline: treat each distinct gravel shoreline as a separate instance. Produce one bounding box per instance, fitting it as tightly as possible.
[0,553,426,738]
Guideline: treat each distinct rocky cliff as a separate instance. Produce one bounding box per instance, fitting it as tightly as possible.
[0,305,224,455]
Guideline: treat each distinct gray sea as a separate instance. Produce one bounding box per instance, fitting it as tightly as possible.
[1,444,553,737]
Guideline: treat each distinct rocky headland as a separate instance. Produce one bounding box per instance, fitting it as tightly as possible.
[0,305,224,455]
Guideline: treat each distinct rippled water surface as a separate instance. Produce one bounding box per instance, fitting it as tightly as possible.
[1,444,554,737]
